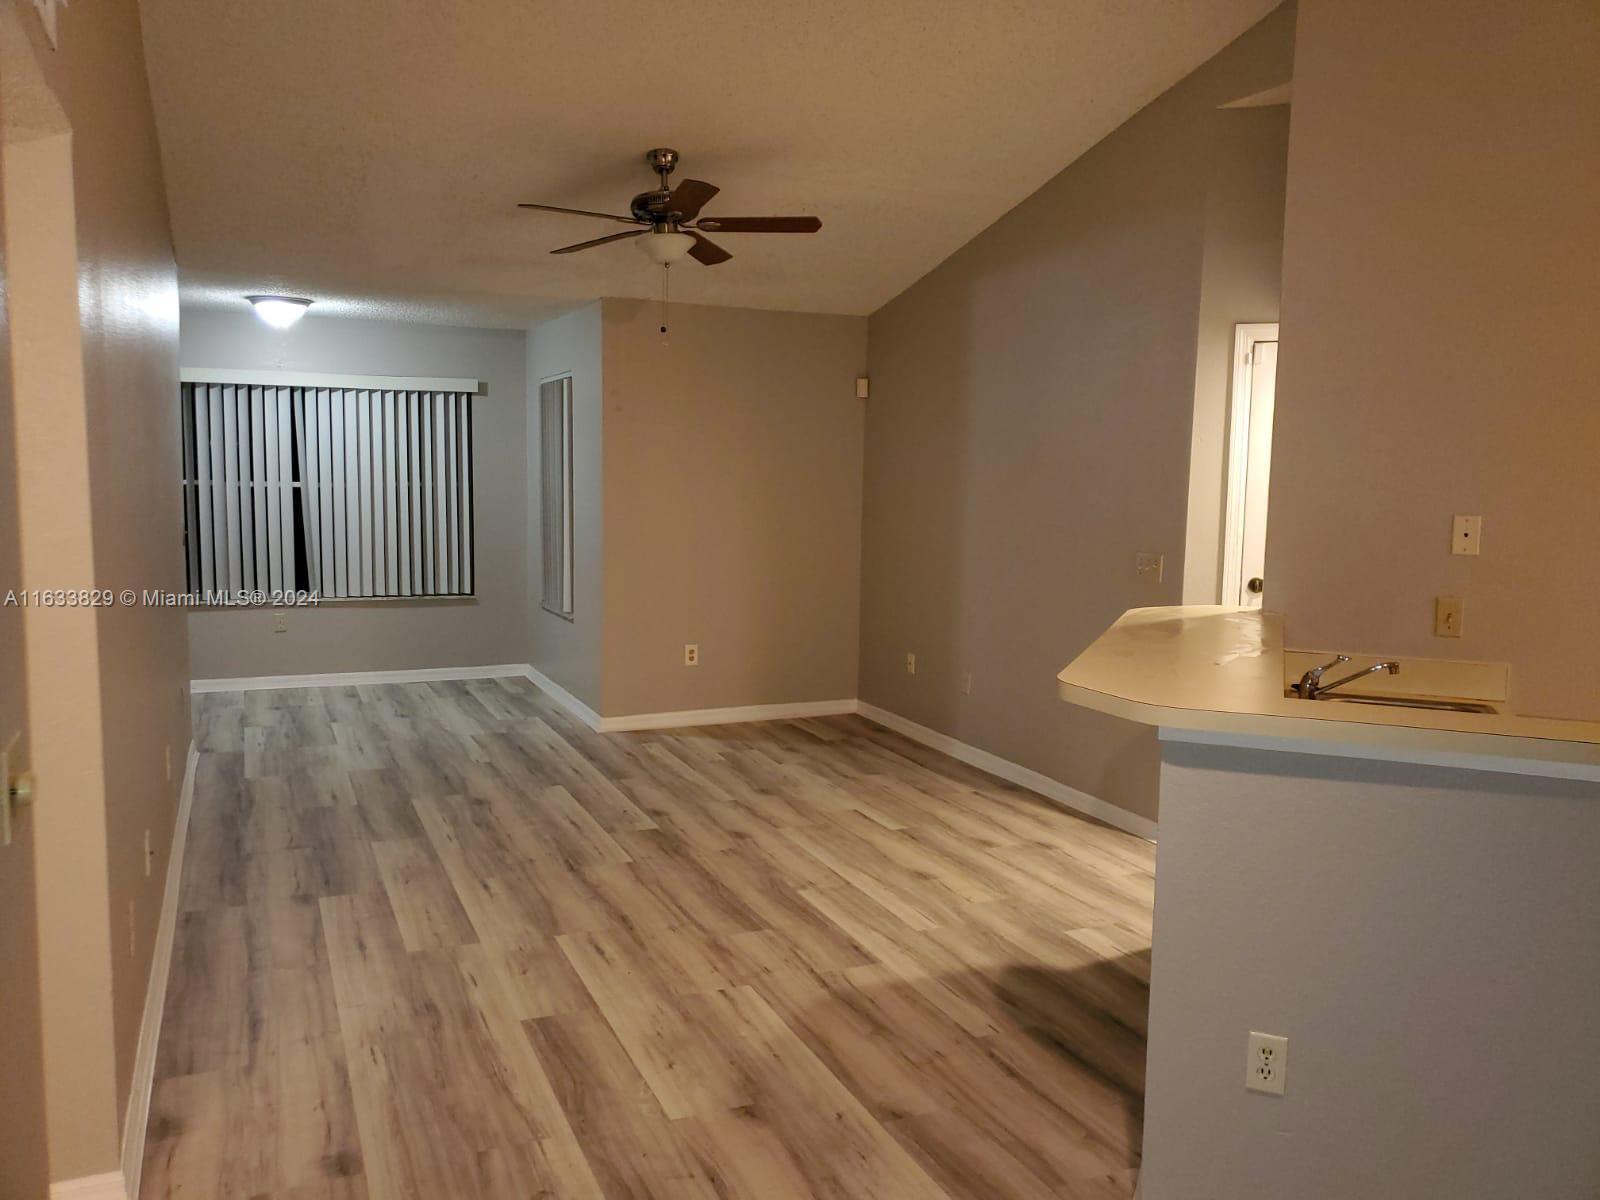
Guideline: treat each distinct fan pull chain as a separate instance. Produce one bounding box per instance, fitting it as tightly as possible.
[659,262,671,340]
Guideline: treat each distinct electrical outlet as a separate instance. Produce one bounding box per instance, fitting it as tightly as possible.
[905,652,917,676]
[1451,515,1482,556]
[1135,552,1164,582]
[272,610,287,633]
[164,743,172,783]
[684,643,699,667]
[1435,595,1464,638]
[1246,1032,1288,1095]
[144,829,154,878]
[962,671,974,696]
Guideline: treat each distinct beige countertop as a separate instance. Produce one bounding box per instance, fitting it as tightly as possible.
[1057,606,1600,782]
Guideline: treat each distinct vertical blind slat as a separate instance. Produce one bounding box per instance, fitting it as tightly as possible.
[383,392,397,594]
[294,388,320,594]
[357,390,372,597]
[275,388,294,592]
[444,392,457,594]
[459,393,473,596]
[182,384,203,592]
[420,392,433,596]
[263,387,281,593]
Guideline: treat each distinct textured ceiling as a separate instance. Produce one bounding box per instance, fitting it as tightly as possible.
[140,0,1279,328]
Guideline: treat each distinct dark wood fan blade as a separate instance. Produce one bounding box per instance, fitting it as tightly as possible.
[687,231,732,265]
[669,179,720,220]
[519,202,641,226]
[551,229,647,255]
[694,216,821,233]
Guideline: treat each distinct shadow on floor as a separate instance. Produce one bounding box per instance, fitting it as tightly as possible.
[992,951,1150,1169]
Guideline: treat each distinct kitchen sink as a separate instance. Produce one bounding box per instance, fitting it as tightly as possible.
[1285,690,1499,715]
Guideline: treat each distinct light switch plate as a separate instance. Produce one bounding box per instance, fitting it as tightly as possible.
[1451,515,1482,556]
[1435,595,1464,638]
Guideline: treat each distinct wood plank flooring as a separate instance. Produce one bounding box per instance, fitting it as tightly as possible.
[142,678,1153,1200]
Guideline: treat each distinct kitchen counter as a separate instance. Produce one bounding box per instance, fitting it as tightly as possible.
[1058,606,1600,1198]
[1057,605,1600,781]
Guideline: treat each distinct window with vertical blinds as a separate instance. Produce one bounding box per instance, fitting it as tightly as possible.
[539,375,574,616]
[181,376,475,599]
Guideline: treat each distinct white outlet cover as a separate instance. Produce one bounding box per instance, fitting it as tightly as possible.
[1451,514,1482,556]
[1246,1031,1288,1096]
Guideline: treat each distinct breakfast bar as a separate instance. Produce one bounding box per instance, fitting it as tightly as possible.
[1059,606,1600,1199]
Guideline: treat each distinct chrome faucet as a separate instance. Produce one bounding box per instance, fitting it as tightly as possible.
[1295,656,1400,700]
[1294,654,1348,698]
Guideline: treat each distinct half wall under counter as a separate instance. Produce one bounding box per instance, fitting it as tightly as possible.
[1058,606,1600,1200]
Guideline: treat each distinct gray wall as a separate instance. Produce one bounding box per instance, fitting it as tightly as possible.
[1144,741,1600,1197]
[526,302,604,710]
[3,0,191,1177]
[599,298,867,716]
[182,308,528,678]
[1266,0,1600,720]
[859,5,1295,824]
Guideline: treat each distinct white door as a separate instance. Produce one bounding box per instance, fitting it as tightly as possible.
[0,107,50,1200]
[1223,325,1279,607]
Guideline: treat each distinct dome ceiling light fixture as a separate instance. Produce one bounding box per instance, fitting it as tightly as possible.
[245,294,313,329]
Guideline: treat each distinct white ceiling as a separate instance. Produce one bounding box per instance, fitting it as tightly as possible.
[140,0,1278,329]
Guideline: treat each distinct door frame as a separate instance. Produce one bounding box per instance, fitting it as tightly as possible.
[1220,322,1279,606]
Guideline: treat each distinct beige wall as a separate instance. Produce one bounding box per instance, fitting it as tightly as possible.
[1,0,188,1181]
[526,302,603,710]
[860,6,1294,824]
[182,308,529,679]
[1182,103,1290,605]
[1266,0,1600,721]
[598,298,866,717]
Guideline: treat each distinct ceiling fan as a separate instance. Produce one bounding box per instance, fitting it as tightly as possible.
[518,148,822,267]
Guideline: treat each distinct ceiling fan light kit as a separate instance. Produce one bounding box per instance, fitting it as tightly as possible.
[637,230,696,266]
[518,147,823,269]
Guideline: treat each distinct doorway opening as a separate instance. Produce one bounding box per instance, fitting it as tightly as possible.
[1220,322,1278,608]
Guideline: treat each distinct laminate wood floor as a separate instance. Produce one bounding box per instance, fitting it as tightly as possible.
[142,677,1153,1200]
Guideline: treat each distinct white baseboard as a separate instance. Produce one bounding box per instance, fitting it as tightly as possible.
[516,666,1152,839]
[522,665,605,730]
[119,741,198,1200]
[50,1171,127,1200]
[856,702,1157,841]
[520,669,857,734]
[190,663,529,693]
[191,663,1152,839]
[596,698,859,733]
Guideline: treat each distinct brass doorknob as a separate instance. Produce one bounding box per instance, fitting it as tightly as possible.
[1247,577,1265,595]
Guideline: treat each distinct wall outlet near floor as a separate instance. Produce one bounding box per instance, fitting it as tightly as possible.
[1135,552,1164,582]
[1246,1032,1288,1095]
[1451,514,1482,556]
[684,643,699,667]
[1435,595,1464,638]
[905,652,917,676]
[272,610,287,633]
